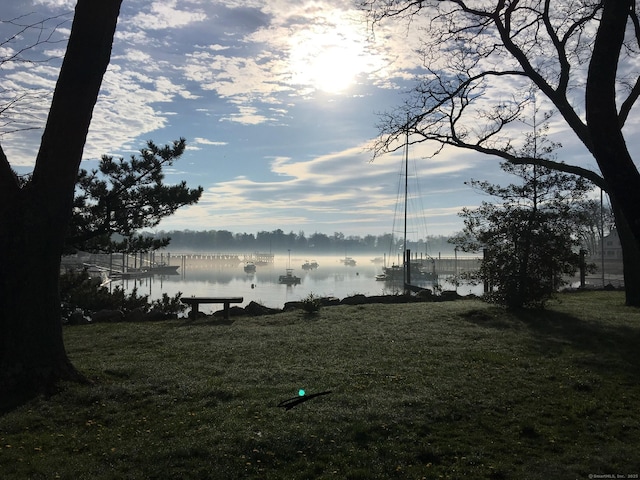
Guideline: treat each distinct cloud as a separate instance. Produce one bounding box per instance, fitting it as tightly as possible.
[127,0,207,30]
[152,138,479,235]
[2,0,558,237]
[1,0,426,165]
[33,0,75,8]
[193,137,228,146]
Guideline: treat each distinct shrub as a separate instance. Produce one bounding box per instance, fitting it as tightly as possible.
[151,292,187,315]
[60,269,185,319]
[301,293,322,313]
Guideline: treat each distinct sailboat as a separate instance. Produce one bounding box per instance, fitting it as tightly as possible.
[279,250,301,285]
[381,124,438,291]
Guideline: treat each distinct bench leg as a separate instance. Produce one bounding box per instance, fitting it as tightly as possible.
[224,302,230,320]
[190,303,199,320]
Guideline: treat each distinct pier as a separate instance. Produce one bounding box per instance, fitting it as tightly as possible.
[167,252,275,269]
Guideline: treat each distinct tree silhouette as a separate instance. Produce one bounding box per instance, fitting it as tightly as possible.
[361,0,640,305]
[0,1,122,408]
[67,138,203,253]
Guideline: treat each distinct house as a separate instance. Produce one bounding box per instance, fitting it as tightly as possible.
[600,229,623,260]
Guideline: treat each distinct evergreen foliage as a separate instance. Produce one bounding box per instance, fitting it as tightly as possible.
[59,269,186,319]
[66,138,203,253]
[452,161,592,308]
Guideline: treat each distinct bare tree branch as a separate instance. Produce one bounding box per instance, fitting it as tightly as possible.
[0,12,71,67]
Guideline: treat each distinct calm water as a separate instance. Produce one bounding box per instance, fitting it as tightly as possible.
[114,254,481,314]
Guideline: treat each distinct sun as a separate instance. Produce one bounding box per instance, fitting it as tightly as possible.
[288,22,368,94]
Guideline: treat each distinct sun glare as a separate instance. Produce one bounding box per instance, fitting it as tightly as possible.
[288,19,368,95]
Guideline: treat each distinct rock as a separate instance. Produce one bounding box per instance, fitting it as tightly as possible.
[340,294,368,305]
[68,308,90,325]
[125,307,145,322]
[416,289,435,300]
[320,296,341,306]
[283,301,304,311]
[144,309,169,321]
[245,301,281,316]
[212,306,245,318]
[438,290,461,301]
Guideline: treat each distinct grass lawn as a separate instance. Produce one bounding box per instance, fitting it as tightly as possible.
[1,291,640,479]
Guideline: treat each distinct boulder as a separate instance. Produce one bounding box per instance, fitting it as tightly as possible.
[144,309,174,321]
[416,289,435,300]
[245,301,281,316]
[283,301,304,311]
[339,294,368,305]
[320,296,341,306]
[211,306,245,318]
[365,294,419,304]
[125,307,145,322]
[438,290,462,301]
[68,308,91,325]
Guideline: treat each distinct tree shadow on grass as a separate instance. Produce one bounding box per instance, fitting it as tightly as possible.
[467,306,640,378]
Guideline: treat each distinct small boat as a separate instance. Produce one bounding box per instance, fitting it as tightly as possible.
[375,273,388,281]
[383,261,437,281]
[301,260,319,270]
[383,264,403,279]
[244,262,256,273]
[342,257,356,266]
[110,270,152,280]
[278,268,301,285]
[145,263,180,275]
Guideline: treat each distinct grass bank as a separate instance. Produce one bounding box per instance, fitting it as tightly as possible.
[1,291,640,479]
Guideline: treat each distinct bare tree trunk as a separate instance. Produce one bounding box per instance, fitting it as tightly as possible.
[0,0,122,409]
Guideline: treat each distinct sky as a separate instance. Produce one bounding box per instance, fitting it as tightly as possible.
[0,0,634,239]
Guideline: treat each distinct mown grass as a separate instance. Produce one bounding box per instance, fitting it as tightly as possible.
[1,291,640,479]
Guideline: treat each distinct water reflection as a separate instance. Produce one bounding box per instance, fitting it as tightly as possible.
[114,254,481,312]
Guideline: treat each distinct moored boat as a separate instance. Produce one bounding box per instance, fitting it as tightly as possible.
[302,260,319,270]
[278,268,301,285]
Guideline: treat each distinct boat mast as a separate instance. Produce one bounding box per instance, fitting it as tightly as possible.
[402,122,413,293]
[403,123,409,284]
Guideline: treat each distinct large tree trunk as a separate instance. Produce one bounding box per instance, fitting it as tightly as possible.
[611,200,640,306]
[586,0,640,292]
[0,191,85,408]
[0,0,122,409]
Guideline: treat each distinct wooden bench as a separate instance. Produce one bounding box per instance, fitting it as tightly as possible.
[181,297,244,320]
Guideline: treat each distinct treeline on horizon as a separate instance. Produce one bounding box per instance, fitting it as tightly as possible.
[146,229,457,255]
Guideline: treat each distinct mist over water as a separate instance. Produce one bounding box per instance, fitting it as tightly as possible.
[115,254,481,314]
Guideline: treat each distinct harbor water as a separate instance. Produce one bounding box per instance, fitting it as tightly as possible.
[111,254,483,314]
